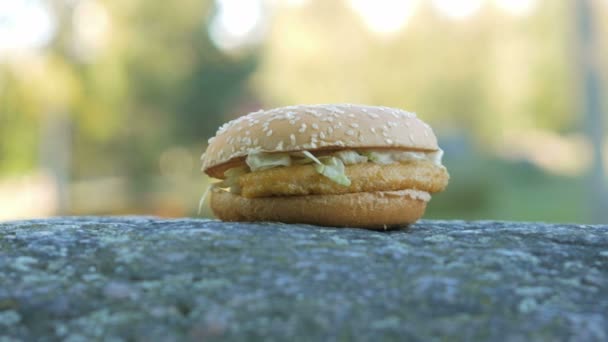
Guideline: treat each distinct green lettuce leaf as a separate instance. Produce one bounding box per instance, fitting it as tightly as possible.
[246,152,291,171]
[302,151,351,186]
[335,150,368,165]
[362,151,394,164]
[290,151,316,164]
[301,150,323,165]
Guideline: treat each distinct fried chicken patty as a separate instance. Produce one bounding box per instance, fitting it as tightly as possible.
[238,160,449,198]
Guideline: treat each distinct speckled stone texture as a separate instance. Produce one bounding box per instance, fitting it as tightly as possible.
[0,218,607,341]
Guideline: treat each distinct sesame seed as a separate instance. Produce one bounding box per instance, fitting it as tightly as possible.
[347,113,355,118]
[319,132,326,139]
[346,130,355,136]
[409,134,415,142]
[290,134,296,145]
[370,127,376,134]
[328,127,334,134]
[312,123,319,130]
[382,132,389,137]
[266,130,273,136]
[276,141,284,150]
[289,120,296,125]
[385,138,393,144]
[299,123,307,133]
[350,123,359,128]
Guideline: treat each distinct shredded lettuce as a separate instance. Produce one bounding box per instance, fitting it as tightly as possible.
[216,166,248,193]
[301,150,323,165]
[206,149,442,197]
[363,151,394,164]
[363,150,434,164]
[302,151,351,186]
[391,151,427,162]
[197,184,212,215]
[246,152,291,171]
[335,150,368,165]
[292,156,315,165]
[316,157,351,186]
[428,149,444,165]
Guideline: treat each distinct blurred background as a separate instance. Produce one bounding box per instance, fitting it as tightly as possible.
[1,0,607,223]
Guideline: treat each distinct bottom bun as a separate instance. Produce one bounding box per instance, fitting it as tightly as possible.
[209,188,429,229]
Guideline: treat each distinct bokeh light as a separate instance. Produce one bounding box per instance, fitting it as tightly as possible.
[431,0,484,20]
[494,0,538,17]
[0,0,55,57]
[209,0,267,51]
[281,0,310,8]
[348,0,419,35]
[72,0,111,61]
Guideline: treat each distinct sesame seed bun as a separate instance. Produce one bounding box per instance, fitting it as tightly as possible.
[202,104,439,178]
[210,188,429,229]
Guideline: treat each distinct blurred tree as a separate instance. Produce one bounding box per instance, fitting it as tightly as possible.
[0,0,257,213]
[575,0,608,223]
[254,1,576,147]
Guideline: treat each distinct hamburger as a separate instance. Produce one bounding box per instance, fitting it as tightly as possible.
[200,104,449,229]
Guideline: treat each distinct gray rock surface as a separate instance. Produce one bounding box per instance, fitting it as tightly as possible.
[1,217,607,341]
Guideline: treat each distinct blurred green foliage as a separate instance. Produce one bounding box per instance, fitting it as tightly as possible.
[0,0,606,222]
[1,0,257,210]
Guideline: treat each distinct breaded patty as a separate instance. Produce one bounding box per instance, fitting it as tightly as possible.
[239,160,449,198]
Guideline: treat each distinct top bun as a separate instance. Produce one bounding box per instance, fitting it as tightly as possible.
[202,104,439,178]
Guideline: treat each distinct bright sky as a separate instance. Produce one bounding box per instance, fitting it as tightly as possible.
[0,0,542,55]
[494,0,538,16]
[348,0,419,34]
[0,0,55,57]
[347,0,538,36]
[432,0,484,20]
[209,0,266,51]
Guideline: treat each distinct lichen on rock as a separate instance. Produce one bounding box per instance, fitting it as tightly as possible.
[0,217,607,341]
